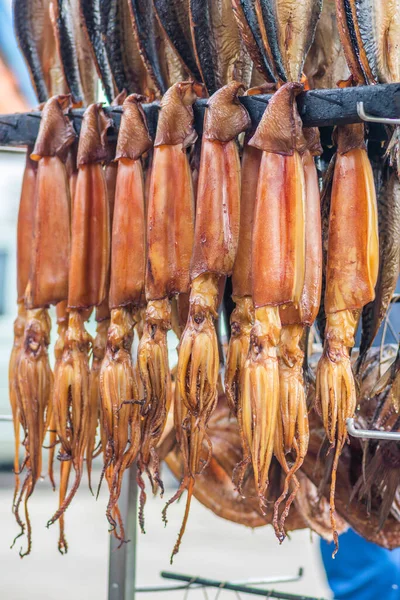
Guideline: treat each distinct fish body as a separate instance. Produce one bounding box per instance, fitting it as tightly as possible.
[153,0,201,81]
[52,0,85,104]
[270,0,323,82]
[129,0,168,94]
[14,0,48,102]
[232,0,277,83]
[304,0,350,88]
[100,0,132,94]
[189,0,220,94]
[80,0,115,102]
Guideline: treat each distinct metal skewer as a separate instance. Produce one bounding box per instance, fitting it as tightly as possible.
[347,418,400,441]
[357,101,400,125]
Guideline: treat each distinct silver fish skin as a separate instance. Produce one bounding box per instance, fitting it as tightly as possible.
[355,0,400,84]
[14,0,49,102]
[304,0,350,89]
[271,0,323,82]
[80,0,115,103]
[53,0,85,104]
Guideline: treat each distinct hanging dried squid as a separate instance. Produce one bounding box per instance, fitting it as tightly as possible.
[169,82,250,561]
[86,91,127,496]
[47,103,111,531]
[315,122,379,554]
[100,94,152,543]
[9,149,37,509]
[137,81,200,531]
[12,95,75,557]
[273,127,322,539]
[237,82,307,518]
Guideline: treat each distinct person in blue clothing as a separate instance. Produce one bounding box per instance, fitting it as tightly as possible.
[320,529,400,599]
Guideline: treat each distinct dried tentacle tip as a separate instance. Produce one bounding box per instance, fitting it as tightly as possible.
[77,104,114,166]
[31,95,76,161]
[249,82,307,155]
[203,81,251,142]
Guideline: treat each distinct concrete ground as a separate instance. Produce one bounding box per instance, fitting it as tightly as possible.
[0,466,331,600]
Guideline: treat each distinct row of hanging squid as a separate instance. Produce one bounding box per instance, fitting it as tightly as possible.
[8,0,400,560]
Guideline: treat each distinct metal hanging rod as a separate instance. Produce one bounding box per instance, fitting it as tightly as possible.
[136,569,304,594]
[160,571,327,600]
[0,83,399,145]
[347,418,400,441]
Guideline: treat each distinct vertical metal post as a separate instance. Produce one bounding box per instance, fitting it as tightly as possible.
[108,464,138,600]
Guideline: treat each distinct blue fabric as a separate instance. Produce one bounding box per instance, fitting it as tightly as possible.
[320,529,400,599]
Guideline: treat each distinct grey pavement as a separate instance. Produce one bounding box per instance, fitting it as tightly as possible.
[0,465,331,600]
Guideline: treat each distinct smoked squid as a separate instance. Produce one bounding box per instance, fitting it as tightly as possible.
[238,82,307,517]
[13,94,75,557]
[315,123,379,554]
[87,91,127,495]
[274,127,322,539]
[9,149,36,508]
[100,94,151,542]
[170,81,250,560]
[137,81,199,531]
[47,103,111,530]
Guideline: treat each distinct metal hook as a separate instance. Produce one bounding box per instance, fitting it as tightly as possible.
[357,101,400,125]
[347,418,400,441]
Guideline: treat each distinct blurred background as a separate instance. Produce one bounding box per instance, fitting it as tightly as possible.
[0,0,399,598]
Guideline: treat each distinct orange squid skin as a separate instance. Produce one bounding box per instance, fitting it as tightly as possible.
[225,143,261,415]
[146,144,194,299]
[190,139,241,280]
[109,160,146,308]
[26,95,75,309]
[232,144,262,298]
[252,150,306,309]
[68,162,110,309]
[281,148,322,326]
[325,148,379,314]
[16,152,36,302]
[26,156,71,308]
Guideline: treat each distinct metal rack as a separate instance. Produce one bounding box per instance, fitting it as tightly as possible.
[0,83,399,143]
[1,81,399,599]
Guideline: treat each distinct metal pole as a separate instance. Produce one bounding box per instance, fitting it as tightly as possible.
[108,464,138,600]
[160,572,327,600]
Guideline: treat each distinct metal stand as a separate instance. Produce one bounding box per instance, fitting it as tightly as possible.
[108,465,138,600]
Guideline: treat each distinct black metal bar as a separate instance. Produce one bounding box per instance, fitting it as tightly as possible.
[0,83,399,146]
[160,572,327,600]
